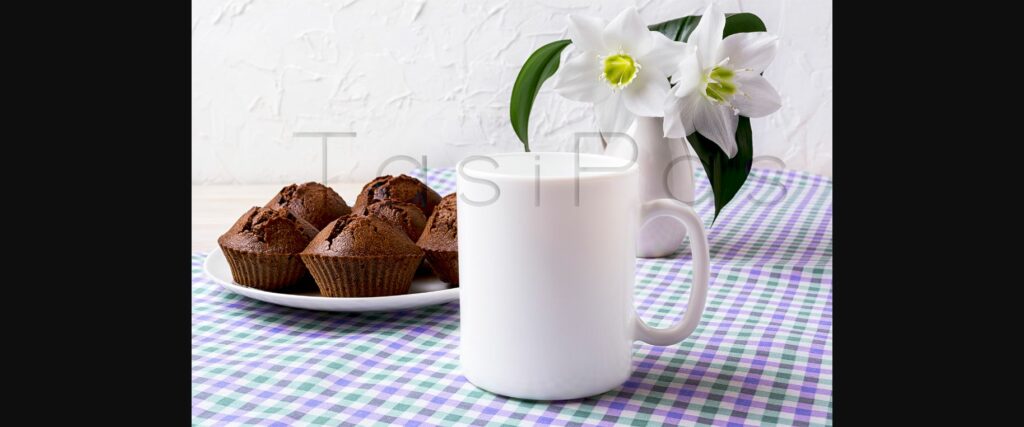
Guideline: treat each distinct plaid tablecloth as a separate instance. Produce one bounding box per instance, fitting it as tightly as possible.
[192,166,832,426]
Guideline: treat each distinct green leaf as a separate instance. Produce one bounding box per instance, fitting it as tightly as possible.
[687,118,753,222]
[650,12,767,221]
[723,13,768,35]
[647,15,701,43]
[648,13,766,42]
[509,39,571,152]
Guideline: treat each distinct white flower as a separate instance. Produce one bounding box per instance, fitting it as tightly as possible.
[663,3,782,158]
[552,8,689,136]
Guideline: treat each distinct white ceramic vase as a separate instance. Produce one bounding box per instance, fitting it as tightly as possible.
[604,116,696,258]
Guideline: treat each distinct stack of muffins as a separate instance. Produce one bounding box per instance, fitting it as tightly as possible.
[217,176,459,297]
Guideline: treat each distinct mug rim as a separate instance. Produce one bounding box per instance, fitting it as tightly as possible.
[456,151,638,182]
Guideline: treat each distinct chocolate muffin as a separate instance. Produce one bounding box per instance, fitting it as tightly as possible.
[353,175,442,217]
[218,206,319,290]
[417,193,459,285]
[265,182,352,229]
[300,214,424,297]
[357,200,427,242]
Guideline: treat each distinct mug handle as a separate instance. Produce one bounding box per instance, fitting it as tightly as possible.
[633,198,711,345]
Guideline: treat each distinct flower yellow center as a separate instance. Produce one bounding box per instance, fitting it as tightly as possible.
[602,54,639,89]
[705,66,737,103]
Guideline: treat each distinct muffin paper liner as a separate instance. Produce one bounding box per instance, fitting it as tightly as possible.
[220,245,309,291]
[422,248,459,286]
[301,253,423,297]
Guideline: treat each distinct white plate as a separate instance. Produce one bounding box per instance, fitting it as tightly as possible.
[203,248,460,312]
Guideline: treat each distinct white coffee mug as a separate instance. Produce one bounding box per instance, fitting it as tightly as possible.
[456,152,710,400]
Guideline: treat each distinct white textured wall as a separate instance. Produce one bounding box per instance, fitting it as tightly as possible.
[192,0,832,184]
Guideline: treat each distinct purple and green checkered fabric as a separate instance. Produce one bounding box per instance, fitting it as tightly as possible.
[192,166,832,426]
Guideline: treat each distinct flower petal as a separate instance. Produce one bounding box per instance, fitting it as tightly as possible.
[595,93,635,137]
[552,50,611,104]
[719,32,778,73]
[663,93,701,138]
[694,101,739,158]
[669,45,702,98]
[731,73,781,117]
[689,3,725,67]
[643,32,691,75]
[567,14,608,54]
[622,66,669,117]
[603,7,653,56]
